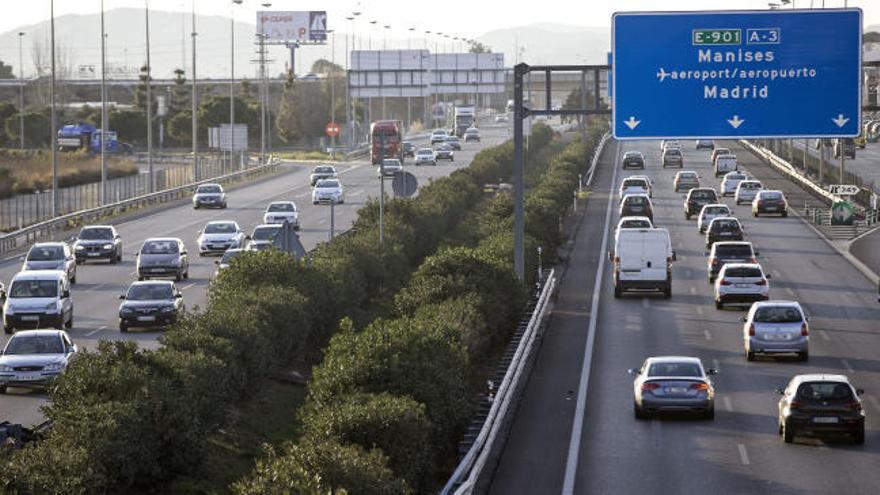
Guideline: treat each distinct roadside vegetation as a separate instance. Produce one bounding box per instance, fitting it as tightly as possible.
[0,149,138,199]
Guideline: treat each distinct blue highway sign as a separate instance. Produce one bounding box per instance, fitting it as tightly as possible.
[612,9,862,139]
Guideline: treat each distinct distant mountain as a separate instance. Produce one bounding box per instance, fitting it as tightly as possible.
[475,24,610,65]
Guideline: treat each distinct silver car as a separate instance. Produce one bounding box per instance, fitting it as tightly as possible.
[312,179,345,204]
[735,180,763,205]
[743,300,809,361]
[21,242,77,284]
[378,158,403,177]
[136,238,189,281]
[213,248,245,278]
[192,183,227,209]
[630,356,717,419]
[197,221,246,256]
[0,329,77,393]
[697,204,732,233]
[720,171,748,196]
[246,224,282,251]
[415,148,437,166]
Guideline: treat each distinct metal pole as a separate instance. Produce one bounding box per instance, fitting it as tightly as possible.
[346,20,352,147]
[819,141,825,183]
[513,63,526,280]
[99,5,107,205]
[191,1,198,180]
[145,1,154,193]
[840,144,845,184]
[50,0,59,218]
[18,32,25,150]
[259,33,267,165]
[803,139,807,172]
[379,133,385,244]
[330,30,336,148]
[329,199,335,240]
[231,1,240,168]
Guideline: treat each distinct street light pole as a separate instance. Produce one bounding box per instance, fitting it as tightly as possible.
[329,29,336,148]
[17,32,25,150]
[191,0,199,181]
[231,0,242,169]
[50,0,59,217]
[145,0,154,193]
[99,3,107,204]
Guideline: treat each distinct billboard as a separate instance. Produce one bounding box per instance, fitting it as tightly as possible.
[257,11,328,44]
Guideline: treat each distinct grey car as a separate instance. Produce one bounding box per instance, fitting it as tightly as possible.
[246,224,282,251]
[118,281,184,332]
[21,242,77,284]
[192,183,227,209]
[72,225,123,264]
[136,238,189,282]
[743,300,809,361]
[0,329,77,393]
[630,356,717,419]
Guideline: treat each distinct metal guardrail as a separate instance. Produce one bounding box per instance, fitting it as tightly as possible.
[586,132,612,187]
[738,140,841,205]
[441,269,557,495]
[0,157,280,255]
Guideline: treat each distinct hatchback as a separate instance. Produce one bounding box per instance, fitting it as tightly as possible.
[192,183,227,209]
[743,300,809,361]
[706,241,757,282]
[619,177,652,199]
[705,217,744,248]
[21,242,77,284]
[620,194,654,222]
[735,180,763,205]
[662,148,683,168]
[674,171,700,192]
[630,356,717,419]
[714,263,769,309]
[684,188,718,219]
[752,190,788,217]
[697,204,731,233]
[720,171,748,196]
[0,330,77,393]
[777,374,865,444]
[622,151,645,170]
[136,238,189,282]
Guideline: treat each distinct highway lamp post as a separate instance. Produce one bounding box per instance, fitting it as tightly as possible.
[345,16,354,148]
[407,27,416,130]
[99,4,107,204]
[231,0,243,170]
[382,25,390,119]
[379,133,385,244]
[145,0,154,193]
[368,20,377,125]
[261,2,272,164]
[50,0,59,217]
[17,32,25,150]
[329,199,335,241]
[191,1,199,180]
[425,30,432,128]
[329,29,336,148]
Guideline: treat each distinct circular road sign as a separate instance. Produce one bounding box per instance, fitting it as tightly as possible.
[325,122,341,138]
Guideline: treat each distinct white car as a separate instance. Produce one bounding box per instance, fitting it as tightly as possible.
[614,217,653,244]
[697,204,732,233]
[263,201,300,229]
[720,171,748,196]
[735,180,764,205]
[743,300,810,361]
[3,271,74,333]
[0,330,78,393]
[696,139,714,150]
[192,183,227,209]
[197,221,246,256]
[430,129,448,145]
[714,263,770,309]
[619,177,652,199]
[21,242,77,285]
[312,179,345,204]
[415,148,437,166]
[378,158,403,177]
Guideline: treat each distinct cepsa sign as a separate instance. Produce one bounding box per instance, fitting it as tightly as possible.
[257,11,328,44]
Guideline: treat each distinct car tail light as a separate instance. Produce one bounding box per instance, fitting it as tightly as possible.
[748,258,757,263]
[614,257,620,264]
[801,323,809,337]
[641,382,660,392]
[789,400,802,410]
[690,383,709,391]
[755,279,767,286]
[748,324,755,336]
[720,279,732,286]
[845,401,863,412]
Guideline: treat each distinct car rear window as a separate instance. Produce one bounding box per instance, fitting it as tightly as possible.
[679,173,697,179]
[797,382,853,401]
[625,196,648,205]
[705,206,728,214]
[621,219,651,228]
[623,179,648,188]
[666,149,682,156]
[715,244,752,257]
[741,182,762,189]
[647,362,702,377]
[197,185,221,194]
[760,192,783,200]
[753,306,803,323]
[723,266,762,278]
[27,246,64,261]
[691,190,716,199]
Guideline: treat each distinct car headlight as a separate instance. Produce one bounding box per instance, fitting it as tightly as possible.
[75,245,85,251]
[160,306,176,313]
[44,362,64,371]
[45,302,59,313]
[120,306,134,315]
[0,364,13,372]
[103,244,114,250]
[4,306,14,315]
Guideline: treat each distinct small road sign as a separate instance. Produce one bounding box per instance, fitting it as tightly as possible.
[325,122,341,138]
[829,184,859,196]
[612,9,862,139]
[392,171,418,197]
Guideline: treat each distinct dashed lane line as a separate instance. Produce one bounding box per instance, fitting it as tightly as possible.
[737,444,750,466]
[85,325,108,337]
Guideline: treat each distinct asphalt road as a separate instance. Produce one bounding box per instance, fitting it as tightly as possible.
[491,139,880,494]
[0,123,512,427]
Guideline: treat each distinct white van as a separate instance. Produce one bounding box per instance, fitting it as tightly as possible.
[3,270,74,333]
[714,154,737,177]
[611,228,675,299]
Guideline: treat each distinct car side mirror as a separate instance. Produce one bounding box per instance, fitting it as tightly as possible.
[133,252,140,256]
[245,235,252,240]
[856,388,864,396]
[671,251,677,262]
[118,294,126,300]
[740,316,748,322]
[754,249,760,257]
[175,294,183,299]
[775,388,785,395]
[765,273,772,279]
[62,290,70,299]
[608,251,614,262]
[214,260,220,265]
[707,368,718,375]
[181,251,187,255]
[627,368,638,375]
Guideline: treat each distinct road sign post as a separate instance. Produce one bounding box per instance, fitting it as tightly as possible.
[829,184,859,196]
[325,122,340,138]
[613,9,862,139]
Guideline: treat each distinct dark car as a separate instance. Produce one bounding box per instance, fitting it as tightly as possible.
[662,148,683,168]
[72,225,122,264]
[705,217,744,247]
[118,281,184,332]
[620,194,654,222]
[402,142,415,157]
[706,241,757,282]
[778,374,865,445]
[752,190,788,217]
[622,151,645,170]
[136,238,189,282]
[445,136,462,150]
[435,143,455,161]
[463,128,481,142]
[684,188,718,219]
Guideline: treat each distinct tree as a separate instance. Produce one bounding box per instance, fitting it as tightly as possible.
[311,59,344,76]
[0,101,17,144]
[275,71,299,143]
[169,68,189,116]
[133,65,155,114]
[109,109,146,145]
[0,60,14,79]
[864,31,880,43]
[468,41,492,54]
[4,110,50,148]
[167,110,192,143]
[197,95,260,142]
[239,78,256,104]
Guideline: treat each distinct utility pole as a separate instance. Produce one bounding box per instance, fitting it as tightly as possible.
[379,133,385,244]
[17,32,25,150]
[258,33,267,165]
[231,0,242,169]
[145,1,154,192]
[191,1,199,181]
[100,3,107,204]
[513,63,525,279]
[329,29,336,148]
[50,0,59,217]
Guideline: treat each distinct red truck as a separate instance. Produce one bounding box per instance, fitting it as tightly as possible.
[370,120,404,165]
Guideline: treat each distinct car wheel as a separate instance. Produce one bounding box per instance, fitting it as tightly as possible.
[70,271,76,285]
[3,324,11,335]
[64,312,73,329]
[313,201,318,205]
[854,426,865,445]
[685,213,690,220]
[183,268,189,280]
[614,285,622,299]
[753,211,758,217]
[634,403,647,419]
[746,350,756,362]
[175,272,182,282]
[222,202,228,209]
[798,351,809,362]
[783,421,795,443]
[715,300,723,310]
[193,204,199,209]
[704,408,715,420]
[782,211,788,218]
[120,321,128,333]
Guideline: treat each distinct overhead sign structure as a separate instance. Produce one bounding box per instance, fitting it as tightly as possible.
[829,184,859,196]
[612,9,862,139]
[257,11,328,44]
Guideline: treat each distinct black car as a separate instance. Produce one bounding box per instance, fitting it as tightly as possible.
[435,144,455,161]
[136,238,189,282]
[707,241,757,282]
[620,194,653,222]
[778,375,865,445]
[705,217,743,247]
[445,136,462,150]
[402,142,415,157]
[684,188,719,219]
[622,151,645,169]
[118,281,184,332]
[72,225,123,264]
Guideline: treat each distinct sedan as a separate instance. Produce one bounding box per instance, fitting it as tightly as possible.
[192,183,227,209]
[619,177,652,199]
[0,329,77,393]
[136,238,189,282]
[630,356,717,419]
[464,128,481,142]
[673,171,700,192]
[415,148,437,166]
[402,142,415,157]
[435,144,455,161]
[312,179,345,204]
[247,224,282,251]
[21,242,77,284]
[710,147,732,164]
[714,263,769,309]
[445,136,462,150]
[620,194,654,222]
[213,248,245,278]
[720,171,748,197]
[743,300,809,361]
[777,374,865,444]
[430,130,448,145]
[684,188,718,220]
[197,221,246,256]
[309,165,338,186]
[72,225,122,264]
[377,159,403,177]
[696,139,714,150]
[735,180,763,205]
[752,190,788,217]
[662,148,683,168]
[263,201,300,229]
[118,281,184,332]
[621,151,645,169]
[705,217,744,248]
[697,204,731,233]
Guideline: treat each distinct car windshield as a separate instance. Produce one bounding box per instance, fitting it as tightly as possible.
[691,190,716,199]
[204,223,237,234]
[760,192,783,200]
[252,227,280,241]
[197,185,221,194]
[317,180,339,188]
[623,179,647,188]
[127,284,173,301]
[679,173,697,179]
[666,149,681,156]
[268,203,296,212]
[141,241,178,255]
[438,144,452,150]
[4,335,64,355]
[726,174,746,181]
[647,362,702,377]
[9,280,57,298]
[625,196,648,205]
[741,182,762,189]
[754,306,803,323]
[797,382,854,401]
[621,219,651,228]
[220,250,243,264]
[624,152,641,158]
[715,244,752,257]
[724,266,762,278]
[314,167,334,174]
[712,219,740,230]
[383,160,401,167]
[716,149,731,155]
[79,228,113,240]
[27,246,64,261]
[417,149,433,155]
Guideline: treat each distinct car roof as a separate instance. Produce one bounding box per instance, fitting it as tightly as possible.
[713,241,751,247]
[12,270,66,281]
[740,180,762,184]
[81,225,114,230]
[676,170,697,175]
[206,220,238,225]
[720,262,762,270]
[701,203,729,210]
[31,242,66,248]
[253,224,281,230]
[268,201,296,205]
[757,189,783,194]
[198,183,222,188]
[622,193,650,200]
[129,280,174,288]
[144,237,183,243]
[752,300,801,308]
[7,329,65,338]
[708,216,738,225]
[313,165,336,170]
[645,356,703,365]
[790,374,852,385]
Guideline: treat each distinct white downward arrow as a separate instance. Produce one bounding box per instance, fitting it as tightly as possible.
[832,114,849,128]
[624,116,641,130]
[727,115,745,129]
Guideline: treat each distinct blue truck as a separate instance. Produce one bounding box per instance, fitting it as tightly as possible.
[57,123,132,154]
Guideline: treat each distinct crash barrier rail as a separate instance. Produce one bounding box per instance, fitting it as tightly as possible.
[739,140,842,206]
[585,132,611,187]
[0,156,279,256]
[441,269,557,495]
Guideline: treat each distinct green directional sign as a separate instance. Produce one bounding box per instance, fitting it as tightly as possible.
[830,200,855,225]
[692,29,742,45]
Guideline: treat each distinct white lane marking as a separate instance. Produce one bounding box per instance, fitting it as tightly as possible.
[785,287,795,297]
[86,325,108,337]
[642,298,650,309]
[316,219,327,225]
[696,306,704,316]
[723,396,733,412]
[562,140,619,495]
[704,329,713,341]
[868,396,880,412]
[651,420,663,450]
[180,283,196,291]
[689,286,697,295]
[737,444,750,466]
[841,359,854,372]
[818,330,830,342]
